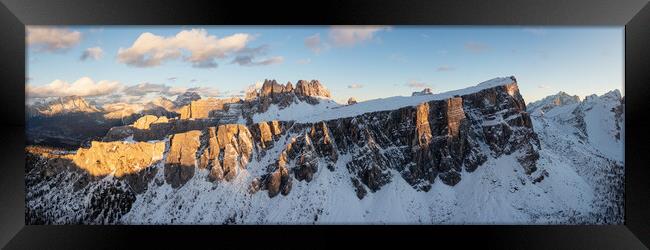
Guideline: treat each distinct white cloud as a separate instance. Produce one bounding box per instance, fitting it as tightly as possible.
[117,29,253,68]
[80,47,104,61]
[27,77,123,98]
[305,33,324,54]
[27,26,82,52]
[328,26,390,47]
[347,83,364,89]
[231,55,284,66]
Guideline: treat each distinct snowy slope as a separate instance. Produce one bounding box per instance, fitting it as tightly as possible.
[253,77,516,124]
[121,133,593,224]
[527,89,624,224]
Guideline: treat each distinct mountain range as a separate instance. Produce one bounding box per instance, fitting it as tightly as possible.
[24,76,624,224]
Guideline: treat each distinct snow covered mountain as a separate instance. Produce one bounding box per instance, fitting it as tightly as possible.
[24,76,624,225]
[527,89,624,224]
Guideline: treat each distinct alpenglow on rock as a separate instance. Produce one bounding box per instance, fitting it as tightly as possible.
[178,98,241,119]
[164,130,202,188]
[71,140,166,177]
[245,76,541,198]
[294,80,331,98]
[131,115,169,130]
[28,76,627,225]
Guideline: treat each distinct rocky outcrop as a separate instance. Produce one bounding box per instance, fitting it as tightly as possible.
[239,79,336,124]
[103,118,222,142]
[347,97,357,105]
[195,123,264,183]
[259,80,294,98]
[71,141,166,178]
[252,120,284,153]
[179,98,241,119]
[249,163,292,198]
[412,88,433,96]
[295,80,331,98]
[68,140,165,194]
[164,130,202,188]
[131,115,169,130]
[219,124,253,180]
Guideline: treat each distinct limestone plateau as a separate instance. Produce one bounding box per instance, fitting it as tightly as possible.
[25,76,624,224]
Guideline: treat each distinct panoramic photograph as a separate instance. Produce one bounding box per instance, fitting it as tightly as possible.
[25,26,624,225]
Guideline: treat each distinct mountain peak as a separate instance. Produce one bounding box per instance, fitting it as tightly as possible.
[295,80,331,98]
[527,91,581,113]
[29,95,101,116]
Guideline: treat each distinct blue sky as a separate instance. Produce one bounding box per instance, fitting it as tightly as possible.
[26,26,623,103]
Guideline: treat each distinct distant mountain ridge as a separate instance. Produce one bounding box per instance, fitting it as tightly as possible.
[28,96,101,117]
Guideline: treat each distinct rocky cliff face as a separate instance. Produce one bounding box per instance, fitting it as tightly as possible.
[294,80,331,98]
[245,79,540,199]
[26,76,622,225]
[131,115,169,130]
[178,98,241,119]
[72,140,166,178]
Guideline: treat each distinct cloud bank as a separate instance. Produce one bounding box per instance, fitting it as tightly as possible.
[27,77,221,100]
[328,26,390,47]
[27,26,82,52]
[27,77,123,98]
[117,29,254,68]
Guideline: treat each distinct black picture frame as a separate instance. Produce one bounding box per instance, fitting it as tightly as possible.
[1,0,649,248]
